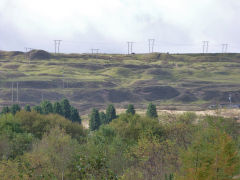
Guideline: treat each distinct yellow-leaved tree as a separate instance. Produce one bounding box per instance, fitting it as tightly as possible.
[177,128,240,180]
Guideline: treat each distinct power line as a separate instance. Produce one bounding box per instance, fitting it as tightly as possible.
[222,44,228,53]
[16,82,19,104]
[91,49,99,54]
[202,41,209,54]
[91,49,100,59]
[148,39,155,53]
[54,40,62,54]
[11,82,13,104]
[127,42,134,54]
[24,47,33,64]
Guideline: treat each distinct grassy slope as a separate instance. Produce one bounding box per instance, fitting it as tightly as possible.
[0,51,240,113]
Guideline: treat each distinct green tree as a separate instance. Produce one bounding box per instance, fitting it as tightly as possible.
[40,100,53,114]
[126,104,135,115]
[33,105,42,114]
[53,102,63,115]
[70,107,81,123]
[24,104,31,112]
[1,106,10,115]
[99,112,107,124]
[10,104,21,115]
[89,108,101,131]
[146,103,158,118]
[61,99,71,119]
[106,104,117,124]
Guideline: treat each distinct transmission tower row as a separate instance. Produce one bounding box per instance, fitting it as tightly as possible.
[50,39,232,55]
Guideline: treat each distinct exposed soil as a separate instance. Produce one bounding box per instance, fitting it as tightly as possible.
[3,64,20,69]
[1,89,63,103]
[67,63,104,70]
[68,81,116,88]
[71,88,136,103]
[131,80,163,87]
[134,86,180,101]
[107,89,137,103]
[176,91,198,102]
[202,90,240,103]
[147,68,171,76]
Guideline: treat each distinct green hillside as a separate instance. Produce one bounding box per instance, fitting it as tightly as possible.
[0,50,240,113]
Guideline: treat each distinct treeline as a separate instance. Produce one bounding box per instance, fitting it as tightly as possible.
[1,98,81,123]
[0,100,239,179]
[89,103,158,130]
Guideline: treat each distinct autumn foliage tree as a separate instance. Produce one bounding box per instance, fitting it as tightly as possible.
[177,129,240,180]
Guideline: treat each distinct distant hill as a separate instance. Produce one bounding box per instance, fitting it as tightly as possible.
[1,50,240,113]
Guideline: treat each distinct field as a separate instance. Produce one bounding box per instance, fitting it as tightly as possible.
[1,50,240,114]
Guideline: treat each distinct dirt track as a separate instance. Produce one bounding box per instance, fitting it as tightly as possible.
[81,108,240,129]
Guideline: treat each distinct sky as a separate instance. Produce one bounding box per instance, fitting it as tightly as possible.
[0,0,239,54]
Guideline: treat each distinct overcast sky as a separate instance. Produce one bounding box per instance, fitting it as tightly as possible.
[0,0,239,54]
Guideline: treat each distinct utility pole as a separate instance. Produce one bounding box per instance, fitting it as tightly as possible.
[54,40,62,54]
[148,39,155,53]
[11,82,14,104]
[222,44,228,53]
[91,49,99,59]
[24,47,32,64]
[229,94,232,106]
[127,42,134,54]
[202,41,209,54]
[16,82,19,104]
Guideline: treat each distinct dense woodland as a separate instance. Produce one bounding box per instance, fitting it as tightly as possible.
[0,99,239,179]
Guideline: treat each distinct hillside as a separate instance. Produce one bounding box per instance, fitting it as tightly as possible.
[0,50,240,113]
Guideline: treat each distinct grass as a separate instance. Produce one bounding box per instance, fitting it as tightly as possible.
[1,50,240,112]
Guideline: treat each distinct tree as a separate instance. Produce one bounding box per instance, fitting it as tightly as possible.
[146,103,158,118]
[53,102,63,115]
[61,99,71,119]
[10,104,21,115]
[89,108,101,131]
[99,112,107,124]
[33,105,42,114]
[24,104,31,112]
[1,106,10,115]
[126,104,135,115]
[178,129,240,179]
[70,107,81,123]
[40,100,53,114]
[22,127,79,180]
[106,104,117,124]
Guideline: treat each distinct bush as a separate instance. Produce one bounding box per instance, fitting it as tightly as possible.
[89,108,101,131]
[146,103,158,118]
[106,104,117,124]
[24,105,31,112]
[40,100,53,114]
[126,104,135,115]
[10,104,21,115]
